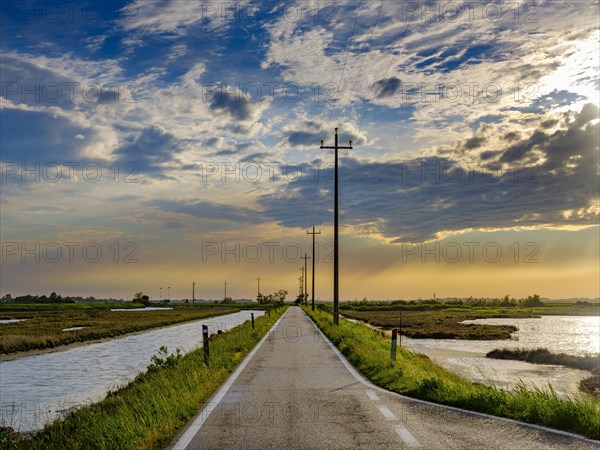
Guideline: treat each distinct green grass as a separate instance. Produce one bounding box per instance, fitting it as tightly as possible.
[2,307,287,449]
[486,348,599,371]
[0,302,144,312]
[342,309,521,339]
[581,370,600,399]
[338,300,598,340]
[1,306,241,355]
[304,306,600,440]
[338,299,600,316]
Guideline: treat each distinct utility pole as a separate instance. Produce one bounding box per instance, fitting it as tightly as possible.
[302,253,310,306]
[224,281,228,300]
[321,127,352,325]
[307,225,321,310]
[159,287,162,300]
[192,282,196,302]
[257,277,261,296]
[167,286,170,301]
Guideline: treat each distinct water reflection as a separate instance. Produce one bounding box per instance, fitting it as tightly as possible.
[403,316,599,398]
[0,310,263,431]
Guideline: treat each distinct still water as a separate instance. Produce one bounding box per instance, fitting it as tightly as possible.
[0,310,264,431]
[403,316,599,397]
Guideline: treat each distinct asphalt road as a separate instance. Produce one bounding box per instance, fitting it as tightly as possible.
[171,306,599,450]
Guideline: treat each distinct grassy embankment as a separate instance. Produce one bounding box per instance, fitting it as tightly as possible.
[304,306,600,440]
[0,303,242,355]
[2,306,287,449]
[486,348,600,399]
[340,300,599,340]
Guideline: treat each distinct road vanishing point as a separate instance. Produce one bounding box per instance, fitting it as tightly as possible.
[171,307,599,450]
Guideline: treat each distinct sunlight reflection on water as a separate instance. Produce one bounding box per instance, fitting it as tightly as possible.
[403,316,599,398]
[0,310,263,431]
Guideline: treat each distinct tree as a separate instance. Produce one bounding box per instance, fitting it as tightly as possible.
[258,290,288,305]
[521,294,543,307]
[133,292,151,306]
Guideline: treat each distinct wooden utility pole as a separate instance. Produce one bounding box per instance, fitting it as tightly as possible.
[320,128,352,325]
[257,277,261,296]
[307,225,321,310]
[224,281,228,300]
[192,282,196,302]
[302,253,310,306]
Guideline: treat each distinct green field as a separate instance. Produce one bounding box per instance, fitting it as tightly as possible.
[0,303,241,355]
[337,300,599,339]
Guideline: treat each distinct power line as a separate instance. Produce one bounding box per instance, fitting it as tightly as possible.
[338,2,422,201]
[308,2,365,240]
[355,1,422,129]
[310,1,385,235]
[336,0,385,127]
[326,1,364,123]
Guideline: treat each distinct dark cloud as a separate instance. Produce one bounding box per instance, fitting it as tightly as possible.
[372,77,401,98]
[240,152,271,163]
[258,104,599,243]
[145,199,259,223]
[499,129,547,163]
[214,149,239,156]
[209,89,258,121]
[113,126,183,176]
[287,130,326,147]
[464,135,486,149]
[503,131,521,141]
[480,150,499,161]
[284,120,366,149]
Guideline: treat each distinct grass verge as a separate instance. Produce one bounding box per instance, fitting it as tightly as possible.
[304,306,600,440]
[2,307,287,449]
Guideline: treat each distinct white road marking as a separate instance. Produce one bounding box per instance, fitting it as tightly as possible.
[376,404,397,421]
[172,311,288,450]
[306,310,600,446]
[394,424,422,448]
[365,389,380,401]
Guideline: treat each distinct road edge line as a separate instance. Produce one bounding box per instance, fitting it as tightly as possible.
[304,309,600,446]
[171,309,288,450]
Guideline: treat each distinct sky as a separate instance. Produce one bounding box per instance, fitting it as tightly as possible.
[0,0,598,301]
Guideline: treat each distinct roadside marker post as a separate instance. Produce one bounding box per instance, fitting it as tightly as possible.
[399,315,402,347]
[391,328,398,363]
[251,313,255,329]
[202,324,209,364]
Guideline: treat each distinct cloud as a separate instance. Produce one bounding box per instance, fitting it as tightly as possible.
[282,119,367,149]
[372,77,401,98]
[0,108,102,163]
[258,104,600,242]
[209,89,261,121]
[145,198,259,223]
[113,126,184,176]
[118,0,250,39]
